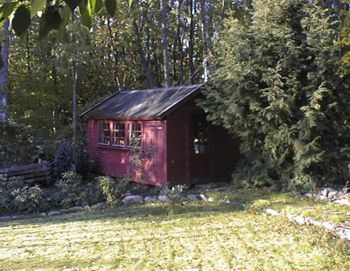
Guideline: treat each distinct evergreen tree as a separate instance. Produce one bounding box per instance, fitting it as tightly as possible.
[202,0,350,190]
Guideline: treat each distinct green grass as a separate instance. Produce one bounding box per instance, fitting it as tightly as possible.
[0,191,349,270]
[205,188,350,224]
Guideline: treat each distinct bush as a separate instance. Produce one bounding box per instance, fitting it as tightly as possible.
[11,185,47,213]
[161,185,185,215]
[53,141,74,177]
[0,177,27,213]
[201,0,350,190]
[0,122,36,167]
[97,176,132,206]
[0,177,46,213]
[56,171,85,208]
[53,141,89,178]
[0,187,11,213]
[55,171,102,208]
[231,158,275,189]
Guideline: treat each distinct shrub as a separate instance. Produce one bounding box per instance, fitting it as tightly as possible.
[56,171,85,208]
[0,188,11,213]
[53,141,89,178]
[97,176,132,206]
[11,185,47,213]
[201,0,350,190]
[0,177,27,213]
[231,158,274,189]
[0,122,36,167]
[161,185,185,215]
[53,141,74,177]
[56,171,102,208]
[6,176,26,191]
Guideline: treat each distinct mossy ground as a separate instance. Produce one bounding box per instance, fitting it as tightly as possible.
[0,189,349,270]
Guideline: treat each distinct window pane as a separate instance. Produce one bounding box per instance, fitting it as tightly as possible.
[99,122,110,145]
[112,122,126,146]
[193,116,208,154]
[128,123,142,148]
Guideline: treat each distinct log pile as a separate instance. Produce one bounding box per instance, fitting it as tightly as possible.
[0,162,51,184]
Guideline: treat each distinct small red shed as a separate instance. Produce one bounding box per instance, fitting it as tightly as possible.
[81,84,240,186]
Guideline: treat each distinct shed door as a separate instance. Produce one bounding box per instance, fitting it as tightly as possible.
[144,126,165,185]
[190,115,212,183]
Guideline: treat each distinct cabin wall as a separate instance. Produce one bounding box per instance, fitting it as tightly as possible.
[87,119,167,186]
[166,99,197,185]
[166,99,240,185]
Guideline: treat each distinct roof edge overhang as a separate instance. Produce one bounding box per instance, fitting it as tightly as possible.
[80,83,205,120]
[84,117,163,121]
[79,91,122,118]
[156,83,204,118]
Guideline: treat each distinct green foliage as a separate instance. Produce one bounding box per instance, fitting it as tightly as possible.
[0,0,125,39]
[105,0,116,17]
[12,5,31,37]
[55,171,100,208]
[0,122,37,167]
[97,176,132,205]
[202,0,350,190]
[161,185,184,215]
[64,0,83,12]
[7,0,238,138]
[30,0,46,16]
[0,182,12,213]
[11,184,46,213]
[0,176,47,213]
[232,158,275,189]
[53,140,89,177]
[0,173,103,214]
[6,176,26,191]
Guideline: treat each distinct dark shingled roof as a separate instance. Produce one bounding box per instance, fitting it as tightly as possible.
[80,84,203,120]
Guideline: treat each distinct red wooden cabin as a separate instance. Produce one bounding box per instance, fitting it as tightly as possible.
[81,84,240,186]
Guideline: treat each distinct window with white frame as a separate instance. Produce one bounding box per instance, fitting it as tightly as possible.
[127,123,142,148]
[99,121,142,148]
[99,122,110,145]
[112,122,126,146]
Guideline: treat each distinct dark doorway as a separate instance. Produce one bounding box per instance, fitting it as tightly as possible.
[189,114,212,183]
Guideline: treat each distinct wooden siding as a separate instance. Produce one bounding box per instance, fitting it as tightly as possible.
[87,119,167,186]
[166,99,240,185]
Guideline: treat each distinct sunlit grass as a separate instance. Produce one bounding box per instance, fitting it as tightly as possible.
[0,191,349,270]
[206,188,350,224]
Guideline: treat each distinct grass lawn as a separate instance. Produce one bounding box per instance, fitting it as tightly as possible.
[205,188,350,225]
[0,190,349,270]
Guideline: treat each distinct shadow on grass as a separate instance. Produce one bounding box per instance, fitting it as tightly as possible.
[0,189,289,228]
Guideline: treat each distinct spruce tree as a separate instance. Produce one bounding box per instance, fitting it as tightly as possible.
[202,0,350,190]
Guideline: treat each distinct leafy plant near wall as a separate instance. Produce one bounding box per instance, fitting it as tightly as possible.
[0,176,47,213]
[129,143,156,183]
[53,140,89,177]
[201,0,350,190]
[97,176,132,206]
[11,184,46,213]
[55,171,101,208]
[161,185,184,216]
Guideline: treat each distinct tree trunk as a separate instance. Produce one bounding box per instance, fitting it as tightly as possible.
[133,21,155,88]
[71,56,78,172]
[0,20,9,122]
[71,15,78,172]
[161,0,170,87]
[51,59,59,135]
[107,18,122,91]
[177,0,184,84]
[200,0,209,82]
[188,0,195,83]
